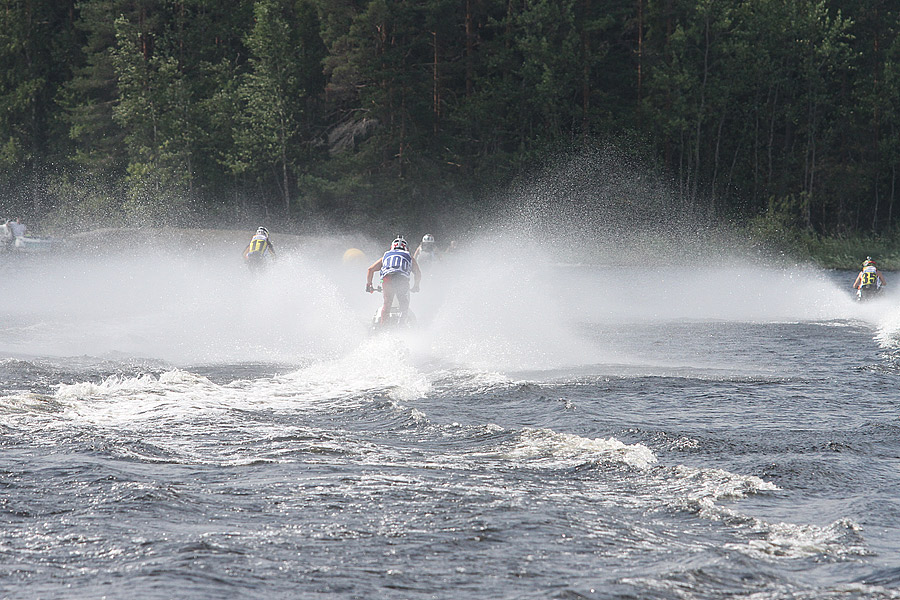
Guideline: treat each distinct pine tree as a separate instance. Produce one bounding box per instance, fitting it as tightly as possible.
[0,0,79,214]
[231,0,327,216]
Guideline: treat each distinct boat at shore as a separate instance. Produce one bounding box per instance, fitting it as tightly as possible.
[2,221,59,255]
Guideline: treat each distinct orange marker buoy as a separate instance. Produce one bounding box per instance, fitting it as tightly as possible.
[342,248,366,266]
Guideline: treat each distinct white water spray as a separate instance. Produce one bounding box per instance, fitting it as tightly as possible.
[1,150,891,371]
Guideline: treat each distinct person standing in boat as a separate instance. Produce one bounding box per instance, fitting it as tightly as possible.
[8,218,26,239]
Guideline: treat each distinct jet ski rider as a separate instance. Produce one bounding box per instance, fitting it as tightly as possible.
[242,226,276,271]
[853,256,886,296]
[413,233,438,266]
[366,235,421,325]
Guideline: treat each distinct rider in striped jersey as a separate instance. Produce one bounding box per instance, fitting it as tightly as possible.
[365,235,421,325]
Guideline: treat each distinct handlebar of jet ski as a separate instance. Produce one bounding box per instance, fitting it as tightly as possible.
[368,285,418,293]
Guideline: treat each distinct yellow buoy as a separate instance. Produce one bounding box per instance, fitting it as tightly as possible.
[342,247,366,266]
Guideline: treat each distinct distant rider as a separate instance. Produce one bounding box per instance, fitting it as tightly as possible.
[853,257,886,300]
[366,235,421,325]
[242,227,276,272]
[413,233,438,266]
[8,218,26,239]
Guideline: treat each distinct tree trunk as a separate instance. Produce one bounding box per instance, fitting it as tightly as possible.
[280,115,290,215]
[804,97,816,230]
[692,12,711,205]
[433,31,440,134]
[890,161,896,227]
[767,85,778,192]
[636,0,643,129]
[753,100,760,206]
[466,0,474,97]
[711,110,725,209]
[726,142,739,201]
[873,180,880,232]
[398,94,406,179]
[581,0,590,137]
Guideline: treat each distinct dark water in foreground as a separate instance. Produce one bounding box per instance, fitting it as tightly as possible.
[2,247,900,599]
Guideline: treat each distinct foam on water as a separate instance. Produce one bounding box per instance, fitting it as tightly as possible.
[45,355,858,558]
[2,338,872,568]
[731,517,868,559]
[871,295,900,349]
[51,342,431,429]
[496,427,659,470]
[479,423,862,560]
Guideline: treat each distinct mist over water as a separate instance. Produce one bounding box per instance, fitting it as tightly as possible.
[0,147,889,372]
[2,149,881,374]
[0,230,866,369]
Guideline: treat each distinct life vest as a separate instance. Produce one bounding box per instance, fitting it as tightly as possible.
[861,265,878,287]
[380,249,412,279]
[860,266,878,286]
[247,234,270,256]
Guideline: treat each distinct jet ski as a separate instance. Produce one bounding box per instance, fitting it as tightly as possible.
[856,284,883,302]
[371,305,417,332]
[369,286,416,333]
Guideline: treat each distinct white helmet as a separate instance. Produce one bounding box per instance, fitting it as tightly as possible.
[256,227,269,238]
[422,234,435,245]
[391,236,408,251]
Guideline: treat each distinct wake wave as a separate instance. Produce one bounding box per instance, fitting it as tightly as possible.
[7,361,860,561]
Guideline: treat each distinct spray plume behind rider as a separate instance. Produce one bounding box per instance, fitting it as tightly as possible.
[365,235,421,325]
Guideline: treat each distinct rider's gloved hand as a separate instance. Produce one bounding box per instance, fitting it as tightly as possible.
[366,283,374,293]
[411,283,420,293]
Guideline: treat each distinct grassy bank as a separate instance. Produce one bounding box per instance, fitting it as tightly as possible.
[748,223,900,270]
[796,235,900,270]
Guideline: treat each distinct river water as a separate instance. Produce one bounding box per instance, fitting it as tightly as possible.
[2,232,899,599]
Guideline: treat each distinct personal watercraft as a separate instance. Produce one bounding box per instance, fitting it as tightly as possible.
[369,286,416,333]
[856,284,883,302]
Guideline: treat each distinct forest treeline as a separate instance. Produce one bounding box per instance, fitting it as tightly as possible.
[2,0,900,236]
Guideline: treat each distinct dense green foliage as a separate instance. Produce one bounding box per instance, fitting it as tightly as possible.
[2,0,900,236]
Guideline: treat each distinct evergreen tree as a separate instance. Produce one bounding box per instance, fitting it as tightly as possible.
[58,0,133,179]
[0,0,79,215]
[232,0,327,216]
[111,11,198,218]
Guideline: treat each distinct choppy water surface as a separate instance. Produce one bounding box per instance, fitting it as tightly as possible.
[2,235,900,599]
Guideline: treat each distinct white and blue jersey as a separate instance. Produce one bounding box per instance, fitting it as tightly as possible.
[380,249,412,279]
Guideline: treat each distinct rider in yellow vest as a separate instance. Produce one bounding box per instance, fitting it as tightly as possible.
[852,257,886,298]
[242,227,276,271]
